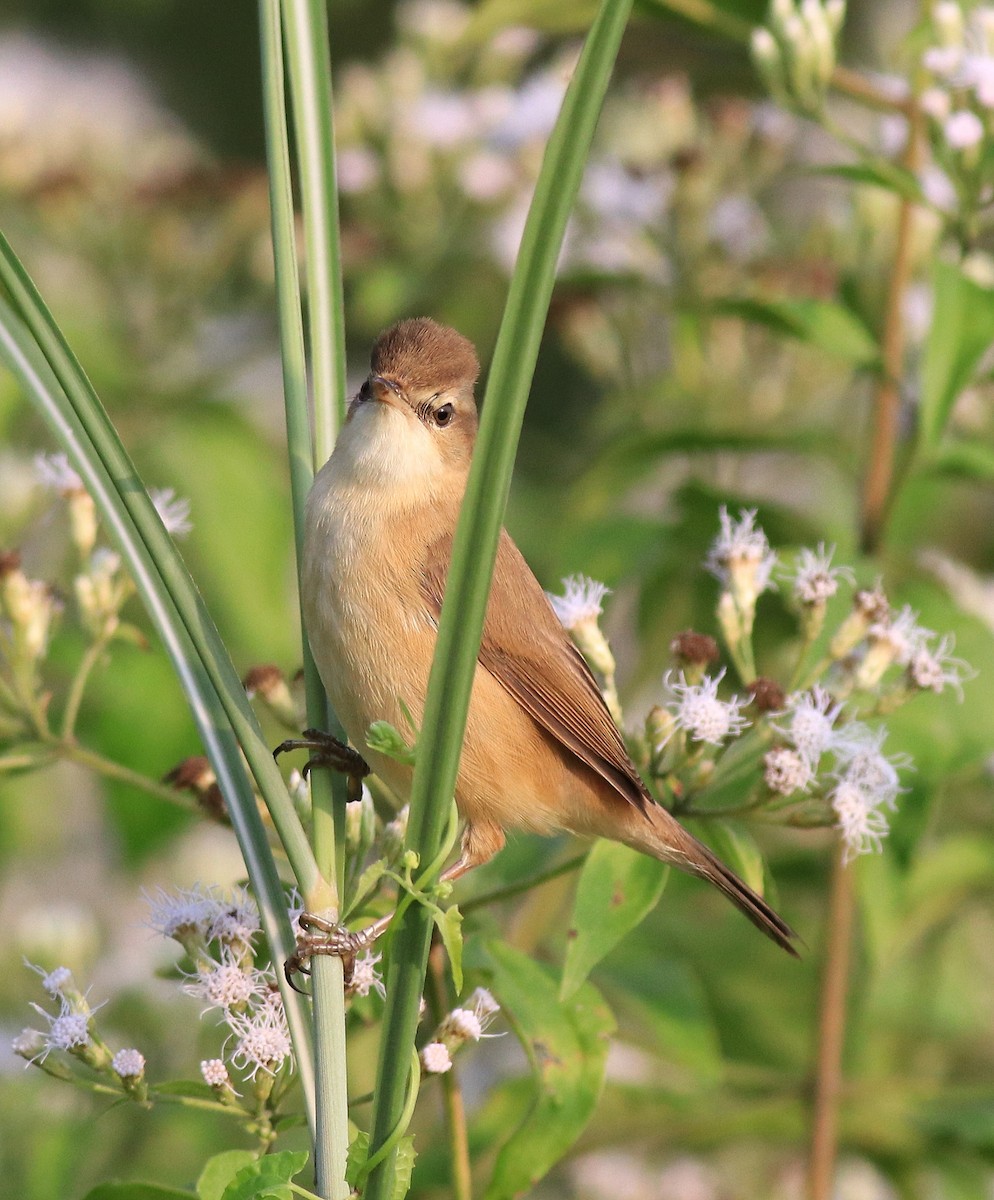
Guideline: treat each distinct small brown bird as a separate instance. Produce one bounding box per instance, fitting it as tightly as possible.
[299,317,796,955]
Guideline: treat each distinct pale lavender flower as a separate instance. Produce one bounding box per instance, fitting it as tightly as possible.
[207,885,260,947]
[866,604,925,667]
[200,1058,231,1087]
[25,961,73,998]
[182,953,265,1013]
[226,1002,293,1079]
[789,543,853,605]
[420,1041,452,1074]
[112,1048,145,1078]
[920,86,952,120]
[944,109,985,149]
[923,45,963,77]
[29,999,92,1060]
[336,146,379,194]
[663,670,750,746]
[907,632,971,697]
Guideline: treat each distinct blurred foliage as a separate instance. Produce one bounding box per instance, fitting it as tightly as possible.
[2,0,994,1198]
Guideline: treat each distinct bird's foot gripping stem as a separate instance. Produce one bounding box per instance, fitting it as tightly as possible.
[284,912,391,994]
[273,728,370,800]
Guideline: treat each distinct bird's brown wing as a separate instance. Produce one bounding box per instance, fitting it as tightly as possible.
[421,530,651,814]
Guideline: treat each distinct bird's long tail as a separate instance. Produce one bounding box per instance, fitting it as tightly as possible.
[634,803,799,957]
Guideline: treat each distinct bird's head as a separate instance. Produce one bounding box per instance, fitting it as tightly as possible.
[340,318,480,490]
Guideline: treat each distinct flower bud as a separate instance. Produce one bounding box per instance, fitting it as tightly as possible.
[243,664,301,727]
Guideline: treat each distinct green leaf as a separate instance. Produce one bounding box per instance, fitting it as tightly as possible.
[706,296,879,366]
[365,720,418,765]
[197,1152,259,1200]
[802,161,924,203]
[433,903,464,993]
[560,841,669,999]
[346,1132,416,1200]
[920,261,994,449]
[82,1187,195,1200]
[220,1151,309,1200]
[698,820,766,894]
[927,439,994,482]
[482,941,615,1200]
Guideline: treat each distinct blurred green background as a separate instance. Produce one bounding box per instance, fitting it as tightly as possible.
[2,0,994,1197]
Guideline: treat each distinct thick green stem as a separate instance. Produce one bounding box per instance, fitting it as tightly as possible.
[362,2,633,1196]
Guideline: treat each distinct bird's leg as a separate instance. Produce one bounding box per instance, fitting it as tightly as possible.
[273,727,370,801]
[284,821,504,990]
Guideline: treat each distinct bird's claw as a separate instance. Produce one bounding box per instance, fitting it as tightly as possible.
[283,912,382,995]
[273,729,370,794]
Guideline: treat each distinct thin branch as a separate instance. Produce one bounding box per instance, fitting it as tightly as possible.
[806,847,856,1200]
[860,109,923,553]
[459,852,588,915]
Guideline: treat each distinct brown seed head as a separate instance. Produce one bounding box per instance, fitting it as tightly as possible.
[670,630,720,667]
[243,664,286,699]
[0,549,23,578]
[371,318,480,395]
[748,676,786,713]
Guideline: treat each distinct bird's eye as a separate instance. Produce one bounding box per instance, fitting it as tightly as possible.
[357,380,372,403]
[433,403,455,427]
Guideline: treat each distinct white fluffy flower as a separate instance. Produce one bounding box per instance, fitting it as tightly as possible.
[774,686,844,765]
[350,951,386,999]
[547,575,610,631]
[831,780,890,862]
[35,451,83,493]
[441,1008,482,1043]
[149,488,192,538]
[833,725,907,810]
[420,1041,453,1074]
[183,953,265,1012]
[29,1000,91,1058]
[706,507,777,610]
[226,1003,293,1079]
[790,544,853,605]
[468,987,500,1021]
[663,670,749,745]
[764,746,814,795]
[112,1048,146,1078]
[144,884,222,941]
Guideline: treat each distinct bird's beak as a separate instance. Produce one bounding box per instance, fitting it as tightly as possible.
[368,375,406,410]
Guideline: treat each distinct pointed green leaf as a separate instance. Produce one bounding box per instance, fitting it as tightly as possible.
[700,820,766,894]
[197,1152,259,1200]
[220,1151,309,1200]
[921,261,994,449]
[707,296,879,365]
[433,903,464,993]
[561,841,669,999]
[483,941,615,1200]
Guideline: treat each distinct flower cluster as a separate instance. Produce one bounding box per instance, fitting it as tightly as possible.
[14,963,147,1099]
[419,987,501,1075]
[596,508,973,863]
[751,0,847,115]
[145,883,304,1084]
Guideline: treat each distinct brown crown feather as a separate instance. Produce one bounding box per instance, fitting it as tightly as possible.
[371,318,480,394]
